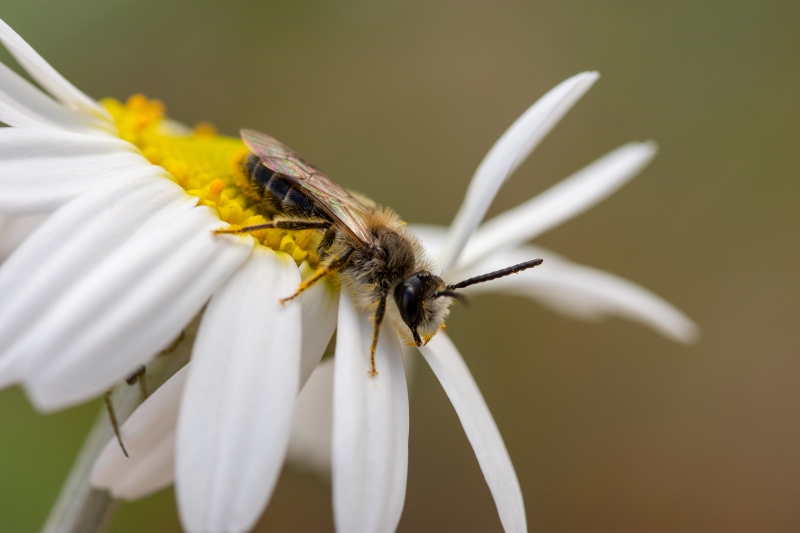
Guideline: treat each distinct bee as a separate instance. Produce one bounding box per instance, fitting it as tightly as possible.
[223,129,543,376]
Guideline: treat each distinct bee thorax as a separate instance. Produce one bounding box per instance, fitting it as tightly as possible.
[340,226,416,299]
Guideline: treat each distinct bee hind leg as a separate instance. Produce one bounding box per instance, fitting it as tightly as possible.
[368,293,387,377]
[125,365,148,401]
[280,247,354,304]
[104,365,150,457]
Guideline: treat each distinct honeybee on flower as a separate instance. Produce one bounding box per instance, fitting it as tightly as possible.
[0,19,696,533]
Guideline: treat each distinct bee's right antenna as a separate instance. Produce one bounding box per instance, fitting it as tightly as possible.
[446,258,543,291]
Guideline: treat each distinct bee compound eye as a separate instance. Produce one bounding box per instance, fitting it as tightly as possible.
[395,283,422,327]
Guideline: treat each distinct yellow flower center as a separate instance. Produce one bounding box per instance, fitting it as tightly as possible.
[101,95,319,266]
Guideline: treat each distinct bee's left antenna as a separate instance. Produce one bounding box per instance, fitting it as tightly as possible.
[433,289,469,305]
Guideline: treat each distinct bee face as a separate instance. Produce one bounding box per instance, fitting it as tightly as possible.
[393,271,450,346]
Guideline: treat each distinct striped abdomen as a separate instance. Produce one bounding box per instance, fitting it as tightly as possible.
[242,153,331,221]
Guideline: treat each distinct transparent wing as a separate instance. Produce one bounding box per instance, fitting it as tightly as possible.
[241,129,376,248]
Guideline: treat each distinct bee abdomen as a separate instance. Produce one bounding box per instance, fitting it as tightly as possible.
[244,153,329,220]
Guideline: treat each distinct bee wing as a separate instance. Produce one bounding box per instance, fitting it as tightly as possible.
[241,129,376,249]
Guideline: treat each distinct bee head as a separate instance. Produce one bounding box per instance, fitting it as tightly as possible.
[393,271,459,346]
[392,259,544,347]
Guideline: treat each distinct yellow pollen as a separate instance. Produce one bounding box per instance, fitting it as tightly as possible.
[194,122,217,137]
[101,95,319,267]
[207,179,225,203]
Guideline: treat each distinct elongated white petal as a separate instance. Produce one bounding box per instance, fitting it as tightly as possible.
[91,365,188,500]
[100,266,339,496]
[0,128,152,214]
[463,245,699,343]
[412,225,698,342]
[176,248,302,533]
[0,19,111,124]
[287,358,335,475]
[0,214,45,262]
[459,142,657,267]
[439,72,599,272]
[406,224,447,263]
[0,61,109,132]
[332,294,409,533]
[24,206,251,409]
[0,97,46,129]
[419,334,527,533]
[297,262,339,387]
[288,348,420,478]
[0,173,189,388]
[0,173,253,408]
[93,266,339,499]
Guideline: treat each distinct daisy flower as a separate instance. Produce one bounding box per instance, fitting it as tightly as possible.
[0,19,696,533]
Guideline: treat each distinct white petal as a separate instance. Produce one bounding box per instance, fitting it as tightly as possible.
[0,61,110,132]
[0,174,253,408]
[0,213,46,262]
[332,294,409,533]
[0,128,153,214]
[287,357,335,476]
[463,245,699,343]
[407,224,448,271]
[419,334,527,533]
[25,207,252,409]
[286,345,421,480]
[297,262,339,387]
[438,72,599,273]
[0,174,189,388]
[96,263,342,499]
[0,96,47,130]
[91,365,188,500]
[410,225,697,342]
[0,19,111,124]
[459,142,657,267]
[176,247,302,533]
[219,259,339,478]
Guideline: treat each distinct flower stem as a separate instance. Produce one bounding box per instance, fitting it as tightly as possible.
[41,319,198,533]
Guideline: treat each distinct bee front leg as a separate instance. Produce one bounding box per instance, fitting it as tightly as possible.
[214,219,332,234]
[368,292,387,377]
[280,247,354,304]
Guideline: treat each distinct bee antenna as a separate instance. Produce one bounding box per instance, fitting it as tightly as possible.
[446,259,543,291]
[434,289,469,306]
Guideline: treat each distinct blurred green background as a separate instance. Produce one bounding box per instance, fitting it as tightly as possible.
[1,1,799,532]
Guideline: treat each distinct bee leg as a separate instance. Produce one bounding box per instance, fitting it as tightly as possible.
[368,292,387,377]
[214,219,331,234]
[280,247,354,304]
[318,227,337,255]
[160,330,185,356]
[126,365,148,401]
[104,390,128,458]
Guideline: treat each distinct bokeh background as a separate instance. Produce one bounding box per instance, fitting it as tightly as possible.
[1,1,799,532]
